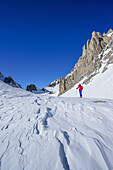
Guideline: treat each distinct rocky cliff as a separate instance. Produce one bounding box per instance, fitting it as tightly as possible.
[4,76,22,88]
[59,29,113,95]
[0,72,22,88]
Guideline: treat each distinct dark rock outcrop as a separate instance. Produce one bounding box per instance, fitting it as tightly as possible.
[26,84,38,92]
[4,76,22,88]
[42,88,45,91]
[59,29,113,95]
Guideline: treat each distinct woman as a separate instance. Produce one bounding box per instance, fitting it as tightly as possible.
[76,84,83,98]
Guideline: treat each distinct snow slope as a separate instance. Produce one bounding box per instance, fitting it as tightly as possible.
[43,84,59,96]
[61,64,113,99]
[0,80,113,170]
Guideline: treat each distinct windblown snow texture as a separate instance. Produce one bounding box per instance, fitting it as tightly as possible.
[0,80,113,170]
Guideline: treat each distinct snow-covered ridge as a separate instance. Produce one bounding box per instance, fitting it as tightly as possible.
[0,80,113,170]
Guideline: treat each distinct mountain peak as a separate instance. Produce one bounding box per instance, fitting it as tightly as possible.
[107,28,113,34]
[59,29,113,95]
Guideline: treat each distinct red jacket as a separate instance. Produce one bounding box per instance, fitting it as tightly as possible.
[77,84,83,90]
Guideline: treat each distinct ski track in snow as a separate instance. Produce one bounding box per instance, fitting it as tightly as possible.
[0,81,113,170]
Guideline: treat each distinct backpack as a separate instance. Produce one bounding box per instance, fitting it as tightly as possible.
[81,86,83,90]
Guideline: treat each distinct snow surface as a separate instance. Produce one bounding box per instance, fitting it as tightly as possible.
[107,32,113,37]
[43,84,59,96]
[0,80,113,170]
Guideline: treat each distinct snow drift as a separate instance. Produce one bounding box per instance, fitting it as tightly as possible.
[0,80,113,170]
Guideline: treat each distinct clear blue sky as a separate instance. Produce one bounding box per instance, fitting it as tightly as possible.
[0,0,113,89]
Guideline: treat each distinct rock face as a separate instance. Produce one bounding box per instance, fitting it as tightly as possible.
[26,84,38,92]
[59,29,113,95]
[0,72,22,88]
[4,76,22,88]
[48,78,62,87]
